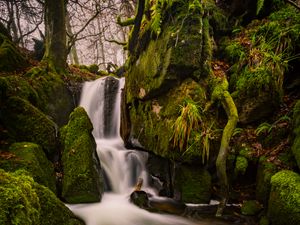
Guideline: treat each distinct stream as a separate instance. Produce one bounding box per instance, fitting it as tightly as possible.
[67,76,232,225]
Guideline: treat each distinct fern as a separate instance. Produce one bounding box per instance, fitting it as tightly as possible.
[256,0,264,15]
[255,122,272,136]
[150,1,162,36]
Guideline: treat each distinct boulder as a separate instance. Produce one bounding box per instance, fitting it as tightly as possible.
[0,33,28,72]
[0,142,56,193]
[61,107,103,203]
[268,170,300,225]
[173,164,211,204]
[256,157,277,206]
[1,96,58,158]
[0,169,83,225]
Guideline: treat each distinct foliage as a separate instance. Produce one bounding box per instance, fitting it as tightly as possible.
[255,115,291,136]
[256,0,265,15]
[172,98,202,151]
[224,5,300,99]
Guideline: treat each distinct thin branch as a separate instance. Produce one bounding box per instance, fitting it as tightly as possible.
[286,0,300,10]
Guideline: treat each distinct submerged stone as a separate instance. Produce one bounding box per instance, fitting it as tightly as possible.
[268,170,300,225]
[61,107,103,203]
[0,142,56,193]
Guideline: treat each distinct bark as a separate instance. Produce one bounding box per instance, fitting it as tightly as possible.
[43,0,67,72]
[128,0,145,53]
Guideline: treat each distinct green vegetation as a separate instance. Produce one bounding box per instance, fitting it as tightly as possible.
[61,107,103,203]
[241,200,263,216]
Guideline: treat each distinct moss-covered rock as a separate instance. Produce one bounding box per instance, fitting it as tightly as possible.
[35,183,84,225]
[241,200,262,216]
[174,164,211,203]
[1,96,58,158]
[222,5,300,124]
[0,142,56,192]
[61,107,103,203]
[292,100,300,170]
[268,170,300,225]
[24,67,75,127]
[256,157,277,206]
[0,169,83,225]
[0,33,28,72]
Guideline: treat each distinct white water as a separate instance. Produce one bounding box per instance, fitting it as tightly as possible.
[68,77,196,225]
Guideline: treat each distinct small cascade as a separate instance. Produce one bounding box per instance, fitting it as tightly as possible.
[68,76,196,225]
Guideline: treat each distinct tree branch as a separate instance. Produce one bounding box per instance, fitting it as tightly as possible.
[286,0,300,10]
[117,15,135,26]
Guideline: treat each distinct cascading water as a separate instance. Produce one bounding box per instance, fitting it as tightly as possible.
[67,76,197,225]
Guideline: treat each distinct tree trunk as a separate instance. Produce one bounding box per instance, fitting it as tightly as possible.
[43,0,67,72]
[66,12,79,65]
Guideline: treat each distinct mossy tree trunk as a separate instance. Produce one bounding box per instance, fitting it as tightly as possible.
[206,76,238,217]
[43,0,67,72]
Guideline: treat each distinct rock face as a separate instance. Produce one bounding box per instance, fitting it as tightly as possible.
[0,169,84,225]
[292,100,300,170]
[0,142,56,193]
[1,96,58,158]
[61,107,103,203]
[268,170,300,225]
[125,1,217,162]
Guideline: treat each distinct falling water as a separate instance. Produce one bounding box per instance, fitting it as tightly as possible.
[67,76,197,225]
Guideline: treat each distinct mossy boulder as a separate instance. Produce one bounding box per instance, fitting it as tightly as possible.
[268,170,300,225]
[174,164,211,203]
[1,96,58,158]
[61,107,103,203]
[256,157,277,206]
[0,33,28,72]
[24,67,75,127]
[0,169,83,225]
[241,200,263,216]
[0,142,56,192]
[292,100,300,170]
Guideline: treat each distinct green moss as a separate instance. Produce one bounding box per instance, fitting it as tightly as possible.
[0,169,40,225]
[268,170,300,225]
[0,169,83,225]
[129,79,215,161]
[61,107,103,203]
[0,142,56,193]
[24,67,74,126]
[256,157,277,205]
[174,165,211,203]
[241,200,263,215]
[1,96,57,158]
[234,156,248,176]
[34,184,84,225]
[292,100,300,170]
[0,76,40,107]
[0,34,28,72]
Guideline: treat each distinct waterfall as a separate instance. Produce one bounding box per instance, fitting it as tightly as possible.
[67,76,196,225]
